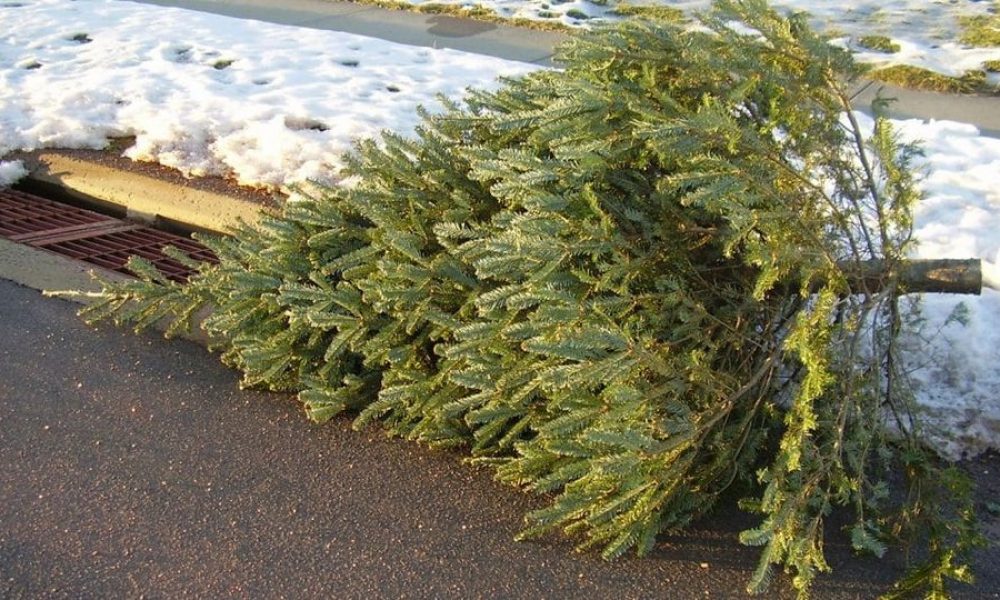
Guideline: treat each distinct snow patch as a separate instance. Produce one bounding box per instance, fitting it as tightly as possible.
[0,160,27,187]
[0,0,536,188]
[983,260,1000,293]
[869,113,1000,460]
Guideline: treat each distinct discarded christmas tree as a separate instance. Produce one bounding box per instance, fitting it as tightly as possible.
[71,1,984,596]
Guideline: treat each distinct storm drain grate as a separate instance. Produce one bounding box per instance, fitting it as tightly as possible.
[0,189,217,282]
[0,188,114,237]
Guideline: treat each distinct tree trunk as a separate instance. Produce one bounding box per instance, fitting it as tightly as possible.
[844,258,982,295]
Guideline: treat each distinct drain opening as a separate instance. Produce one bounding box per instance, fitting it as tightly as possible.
[0,188,217,283]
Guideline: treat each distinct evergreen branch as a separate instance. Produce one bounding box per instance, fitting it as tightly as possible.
[66,3,984,597]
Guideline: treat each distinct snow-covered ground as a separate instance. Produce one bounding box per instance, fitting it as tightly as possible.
[892,116,1000,459]
[0,0,535,187]
[407,0,1000,82]
[1,0,999,458]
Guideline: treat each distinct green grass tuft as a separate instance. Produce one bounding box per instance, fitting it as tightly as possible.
[857,35,900,53]
[984,59,1000,73]
[870,64,997,94]
[608,3,685,21]
[960,14,1000,47]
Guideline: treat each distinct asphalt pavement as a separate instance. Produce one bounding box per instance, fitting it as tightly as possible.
[132,0,565,65]
[2,278,999,598]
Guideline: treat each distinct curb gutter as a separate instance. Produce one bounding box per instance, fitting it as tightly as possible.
[0,156,250,345]
[0,236,130,297]
[0,237,213,345]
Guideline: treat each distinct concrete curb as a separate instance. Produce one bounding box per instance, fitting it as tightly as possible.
[20,153,268,235]
[852,81,1000,138]
[0,229,213,345]
[0,237,130,298]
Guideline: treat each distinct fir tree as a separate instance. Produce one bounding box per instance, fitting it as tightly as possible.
[70,1,984,596]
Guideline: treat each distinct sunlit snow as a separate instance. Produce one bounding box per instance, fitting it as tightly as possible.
[0,159,26,186]
[0,0,535,187]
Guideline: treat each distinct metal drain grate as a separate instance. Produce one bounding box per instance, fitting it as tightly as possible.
[0,188,114,237]
[0,189,217,282]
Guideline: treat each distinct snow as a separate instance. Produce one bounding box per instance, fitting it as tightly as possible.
[0,159,26,186]
[1,0,999,457]
[984,260,1000,293]
[884,115,1000,459]
[0,0,535,188]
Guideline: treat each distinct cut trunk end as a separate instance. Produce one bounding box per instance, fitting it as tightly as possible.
[844,258,982,295]
[897,258,982,295]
